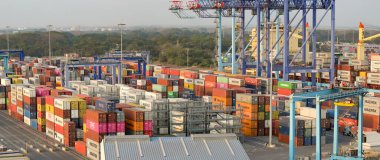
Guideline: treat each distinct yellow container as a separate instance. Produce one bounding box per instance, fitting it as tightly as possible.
[258,112,265,120]
[46,104,54,113]
[359,71,367,78]
[37,104,46,112]
[184,83,194,90]
[69,100,78,110]
[83,123,87,133]
[78,100,87,110]
[79,109,86,118]
[37,118,46,125]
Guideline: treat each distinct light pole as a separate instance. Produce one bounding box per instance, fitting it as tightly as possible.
[6,26,10,51]
[186,48,189,68]
[47,25,53,60]
[118,23,126,61]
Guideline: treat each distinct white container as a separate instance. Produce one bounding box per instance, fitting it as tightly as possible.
[17,106,23,115]
[23,88,36,97]
[87,148,100,160]
[24,116,31,126]
[17,93,23,101]
[343,52,357,58]
[46,127,55,139]
[137,80,146,86]
[86,138,100,151]
[54,115,64,127]
[54,99,71,110]
[46,112,55,122]
[364,97,380,108]
[300,107,326,119]
[367,79,380,85]
[54,132,64,143]
[184,78,194,84]
[202,96,212,103]
[145,92,162,100]
[364,106,380,116]
[1,79,11,86]
[368,73,380,79]
[195,79,205,86]
[71,110,79,118]
[228,78,244,86]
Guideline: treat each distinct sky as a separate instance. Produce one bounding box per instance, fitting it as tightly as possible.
[0,0,379,29]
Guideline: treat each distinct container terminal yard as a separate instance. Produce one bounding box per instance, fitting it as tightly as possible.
[0,0,380,160]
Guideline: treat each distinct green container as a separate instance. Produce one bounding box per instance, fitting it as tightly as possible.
[168,92,178,98]
[264,112,270,120]
[217,76,229,84]
[258,105,265,112]
[152,84,167,92]
[5,98,8,104]
[278,81,296,89]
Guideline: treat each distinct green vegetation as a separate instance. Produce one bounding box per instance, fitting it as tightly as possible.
[0,28,379,67]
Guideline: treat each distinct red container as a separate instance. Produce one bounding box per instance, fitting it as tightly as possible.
[37,97,46,105]
[169,69,180,76]
[205,75,217,82]
[277,88,293,96]
[76,94,92,105]
[205,81,216,88]
[46,120,54,129]
[23,96,36,105]
[55,124,64,134]
[143,130,153,137]
[244,77,258,85]
[363,114,380,131]
[75,141,87,156]
[55,108,71,118]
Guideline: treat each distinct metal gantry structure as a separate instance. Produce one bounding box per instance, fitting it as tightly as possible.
[169,0,335,86]
[0,49,25,72]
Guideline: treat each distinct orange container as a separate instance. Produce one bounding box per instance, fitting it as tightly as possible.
[212,88,233,98]
[125,119,144,131]
[236,102,258,113]
[241,127,258,137]
[212,97,232,106]
[242,112,258,120]
[241,119,258,128]
[363,114,380,131]
[75,141,87,156]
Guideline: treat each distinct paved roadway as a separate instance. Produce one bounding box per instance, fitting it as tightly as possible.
[242,131,355,160]
[0,111,87,160]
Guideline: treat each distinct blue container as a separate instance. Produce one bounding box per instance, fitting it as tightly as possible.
[279,126,289,135]
[31,119,38,130]
[24,110,30,118]
[146,77,157,84]
[311,136,316,145]
[95,99,116,112]
[304,137,312,146]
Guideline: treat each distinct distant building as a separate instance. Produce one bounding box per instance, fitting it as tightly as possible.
[100,134,250,160]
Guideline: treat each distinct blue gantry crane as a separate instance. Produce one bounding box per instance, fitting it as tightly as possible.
[0,49,25,72]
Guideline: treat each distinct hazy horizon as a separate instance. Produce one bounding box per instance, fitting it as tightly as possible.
[1,0,379,29]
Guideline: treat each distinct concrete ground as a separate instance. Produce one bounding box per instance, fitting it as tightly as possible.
[0,111,86,160]
[242,131,355,160]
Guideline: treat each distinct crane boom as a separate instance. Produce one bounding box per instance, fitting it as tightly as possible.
[363,33,380,42]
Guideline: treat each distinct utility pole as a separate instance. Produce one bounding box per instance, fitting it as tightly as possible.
[6,26,10,51]
[118,24,126,62]
[47,25,53,60]
[186,48,189,67]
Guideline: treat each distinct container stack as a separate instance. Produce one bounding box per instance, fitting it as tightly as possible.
[45,96,56,139]
[16,85,26,121]
[123,107,144,135]
[37,97,46,132]
[194,79,205,97]
[204,75,217,96]
[106,112,117,136]
[184,78,194,92]
[277,81,297,96]
[0,85,7,110]
[152,84,167,98]
[63,121,76,147]
[212,88,233,111]
[23,88,38,129]
[337,65,355,87]
[115,110,125,135]
[237,94,279,137]
[145,65,154,77]
[363,96,380,131]
[54,98,71,144]
[85,109,107,160]
[217,76,229,89]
